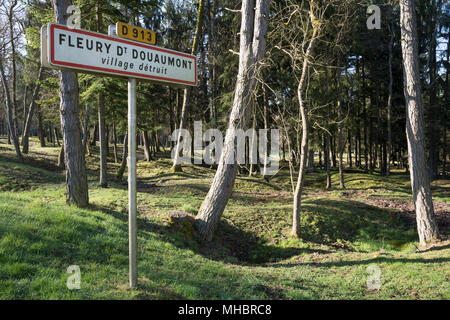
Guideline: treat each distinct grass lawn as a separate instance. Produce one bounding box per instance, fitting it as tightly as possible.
[0,137,449,299]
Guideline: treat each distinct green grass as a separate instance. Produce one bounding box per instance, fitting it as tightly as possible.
[0,137,449,299]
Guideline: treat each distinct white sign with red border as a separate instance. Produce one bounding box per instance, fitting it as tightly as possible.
[43,23,197,86]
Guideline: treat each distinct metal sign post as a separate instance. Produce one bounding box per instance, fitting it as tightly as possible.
[128,77,137,288]
[109,25,137,288]
[109,24,137,288]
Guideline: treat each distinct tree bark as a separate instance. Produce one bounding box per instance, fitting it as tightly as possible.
[171,0,206,172]
[117,133,128,181]
[22,66,43,154]
[348,130,352,168]
[362,57,368,173]
[325,67,332,189]
[37,101,45,147]
[8,0,19,138]
[195,0,270,241]
[52,0,89,207]
[82,104,90,154]
[22,85,28,134]
[387,18,394,176]
[58,145,65,168]
[113,121,118,163]
[427,0,440,180]
[142,131,152,161]
[97,3,107,187]
[0,57,23,163]
[292,7,320,238]
[55,127,60,147]
[337,57,345,189]
[98,93,107,187]
[400,0,439,246]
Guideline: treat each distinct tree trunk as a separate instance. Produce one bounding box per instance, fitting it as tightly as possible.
[113,121,118,164]
[22,66,43,154]
[444,27,450,178]
[82,104,90,154]
[307,149,314,173]
[292,8,319,238]
[142,131,152,161]
[337,57,345,189]
[171,0,206,172]
[58,145,65,168]
[325,67,332,189]
[55,127,60,147]
[22,85,28,133]
[37,102,45,147]
[52,0,89,207]
[208,0,217,130]
[96,3,107,187]
[362,57,368,173]
[348,130,352,168]
[98,93,107,187]
[0,58,23,163]
[105,125,110,157]
[117,133,128,181]
[427,0,440,180]
[195,0,270,241]
[387,18,394,176]
[400,0,439,246]
[8,1,19,138]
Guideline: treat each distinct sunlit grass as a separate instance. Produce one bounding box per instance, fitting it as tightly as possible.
[0,136,448,299]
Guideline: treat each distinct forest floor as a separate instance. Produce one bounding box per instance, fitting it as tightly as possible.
[0,136,449,299]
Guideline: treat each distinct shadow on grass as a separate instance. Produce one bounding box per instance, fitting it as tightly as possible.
[89,203,329,265]
[197,219,331,265]
[268,255,450,269]
[299,198,416,247]
[0,147,63,174]
[0,160,64,191]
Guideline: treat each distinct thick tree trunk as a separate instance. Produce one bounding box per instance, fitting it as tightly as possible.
[22,66,43,154]
[52,0,89,207]
[400,0,439,246]
[0,58,23,163]
[195,0,270,241]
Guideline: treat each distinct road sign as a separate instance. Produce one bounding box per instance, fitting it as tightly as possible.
[116,22,156,45]
[44,23,197,86]
[41,22,197,289]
